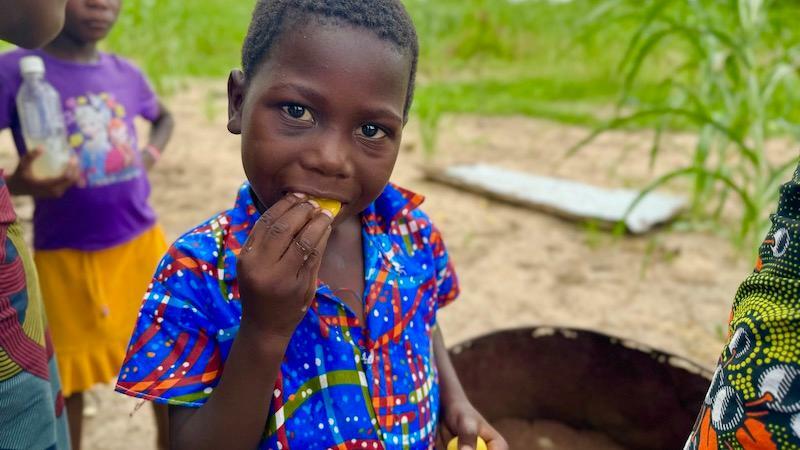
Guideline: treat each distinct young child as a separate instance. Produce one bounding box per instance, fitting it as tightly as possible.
[115,1,507,449]
[0,0,174,448]
[685,164,800,449]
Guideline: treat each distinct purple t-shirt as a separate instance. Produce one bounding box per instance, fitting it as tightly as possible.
[0,49,158,250]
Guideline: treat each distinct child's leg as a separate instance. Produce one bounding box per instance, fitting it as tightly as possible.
[65,392,83,450]
[153,402,169,450]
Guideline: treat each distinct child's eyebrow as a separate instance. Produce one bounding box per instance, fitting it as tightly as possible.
[360,106,404,126]
[267,82,328,108]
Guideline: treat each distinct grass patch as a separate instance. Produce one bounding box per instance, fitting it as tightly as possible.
[97,0,669,119]
[1,0,678,126]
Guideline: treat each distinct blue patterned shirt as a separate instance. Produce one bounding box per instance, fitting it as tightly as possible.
[116,182,459,450]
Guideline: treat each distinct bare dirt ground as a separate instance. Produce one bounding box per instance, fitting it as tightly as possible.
[4,80,786,449]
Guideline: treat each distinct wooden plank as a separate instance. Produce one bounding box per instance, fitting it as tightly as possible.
[422,163,686,234]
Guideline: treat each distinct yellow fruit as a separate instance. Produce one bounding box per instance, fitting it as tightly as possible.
[310,197,342,217]
[446,437,488,450]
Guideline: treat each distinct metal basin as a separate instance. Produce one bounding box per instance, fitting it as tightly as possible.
[447,327,712,449]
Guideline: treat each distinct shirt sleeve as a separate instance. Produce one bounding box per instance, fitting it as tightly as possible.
[130,63,160,121]
[115,238,229,407]
[685,163,800,449]
[428,221,459,309]
[0,71,14,130]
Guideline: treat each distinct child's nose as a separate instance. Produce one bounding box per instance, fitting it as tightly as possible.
[301,132,353,179]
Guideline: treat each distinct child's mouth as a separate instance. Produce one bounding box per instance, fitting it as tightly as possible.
[85,20,112,32]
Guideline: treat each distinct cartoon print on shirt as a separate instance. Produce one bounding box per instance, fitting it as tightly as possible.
[64,92,140,186]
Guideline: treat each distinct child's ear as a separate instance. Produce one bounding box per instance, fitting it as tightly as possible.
[227,69,246,135]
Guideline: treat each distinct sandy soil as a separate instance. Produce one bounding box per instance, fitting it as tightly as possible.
[3,79,782,449]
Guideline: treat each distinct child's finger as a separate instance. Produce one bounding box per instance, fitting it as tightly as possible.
[18,148,42,171]
[242,193,307,255]
[254,199,317,262]
[61,157,81,184]
[485,438,509,450]
[437,424,454,449]
[481,425,509,450]
[456,416,480,450]
[285,210,334,273]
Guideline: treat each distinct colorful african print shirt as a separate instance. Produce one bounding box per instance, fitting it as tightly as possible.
[686,163,800,450]
[0,177,70,449]
[116,182,459,450]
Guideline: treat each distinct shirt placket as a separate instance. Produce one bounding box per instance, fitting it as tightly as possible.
[315,285,386,447]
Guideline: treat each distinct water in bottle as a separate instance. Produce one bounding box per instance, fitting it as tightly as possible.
[16,55,71,179]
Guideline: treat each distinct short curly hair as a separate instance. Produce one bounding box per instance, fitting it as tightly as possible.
[242,0,419,119]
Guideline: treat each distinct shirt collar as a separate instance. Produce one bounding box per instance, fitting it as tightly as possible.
[220,182,425,281]
[361,182,425,234]
[231,182,425,233]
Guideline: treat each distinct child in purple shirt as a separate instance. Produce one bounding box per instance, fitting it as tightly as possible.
[0,0,173,448]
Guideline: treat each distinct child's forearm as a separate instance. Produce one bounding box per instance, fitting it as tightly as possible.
[432,326,469,407]
[146,101,174,154]
[169,321,290,450]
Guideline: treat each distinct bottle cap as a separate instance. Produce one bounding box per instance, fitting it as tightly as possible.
[19,55,45,75]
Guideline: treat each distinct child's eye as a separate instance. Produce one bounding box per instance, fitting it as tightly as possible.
[281,105,313,122]
[358,124,386,139]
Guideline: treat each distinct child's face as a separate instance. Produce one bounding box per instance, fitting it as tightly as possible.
[62,0,120,44]
[0,0,66,48]
[228,21,412,222]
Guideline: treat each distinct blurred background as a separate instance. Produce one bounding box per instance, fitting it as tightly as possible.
[99,0,800,247]
[4,0,800,447]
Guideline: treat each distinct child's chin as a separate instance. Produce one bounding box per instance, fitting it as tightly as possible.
[83,29,111,42]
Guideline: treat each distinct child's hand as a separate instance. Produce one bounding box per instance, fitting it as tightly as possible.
[438,400,508,450]
[140,144,161,171]
[141,148,157,171]
[236,193,333,339]
[6,148,82,198]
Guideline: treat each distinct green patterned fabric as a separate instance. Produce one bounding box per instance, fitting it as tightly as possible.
[686,164,800,450]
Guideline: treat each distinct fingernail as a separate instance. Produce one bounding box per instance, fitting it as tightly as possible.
[307,199,319,209]
[292,192,307,199]
[320,208,334,219]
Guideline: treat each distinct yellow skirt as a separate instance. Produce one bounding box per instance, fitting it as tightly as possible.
[34,225,167,397]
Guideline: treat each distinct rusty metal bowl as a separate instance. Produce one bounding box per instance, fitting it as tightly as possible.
[447,327,713,450]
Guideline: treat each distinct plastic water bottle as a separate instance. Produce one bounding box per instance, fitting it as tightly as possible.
[16,55,71,179]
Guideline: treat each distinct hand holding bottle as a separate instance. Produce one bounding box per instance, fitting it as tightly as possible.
[6,148,81,198]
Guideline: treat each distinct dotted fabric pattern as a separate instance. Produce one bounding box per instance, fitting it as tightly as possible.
[115,182,459,450]
[686,164,800,450]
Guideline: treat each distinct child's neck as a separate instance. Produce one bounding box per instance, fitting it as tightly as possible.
[42,34,100,64]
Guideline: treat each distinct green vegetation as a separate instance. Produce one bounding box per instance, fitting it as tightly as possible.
[570,0,800,248]
[99,0,665,119]
[0,0,684,141]
[4,0,799,247]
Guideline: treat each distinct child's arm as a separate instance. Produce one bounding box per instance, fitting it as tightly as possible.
[434,327,508,450]
[5,149,81,197]
[141,100,174,170]
[169,193,332,450]
[169,320,292,450]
